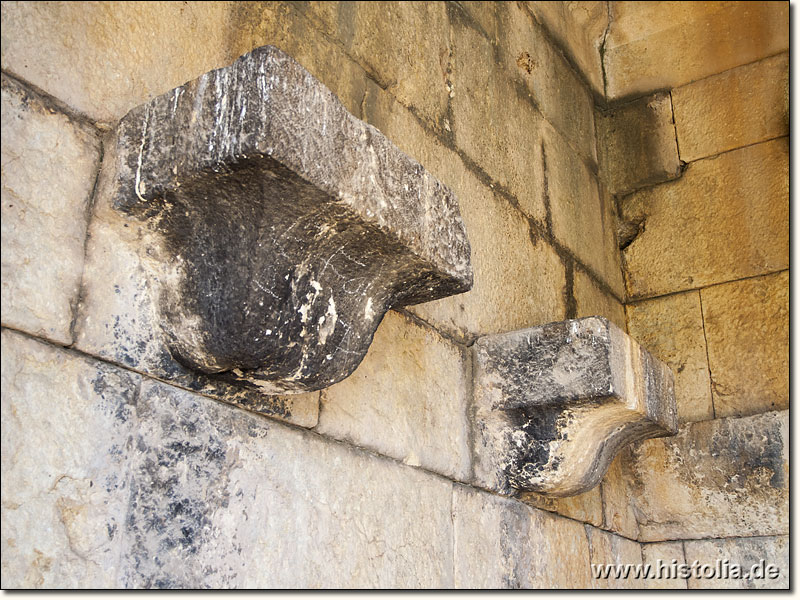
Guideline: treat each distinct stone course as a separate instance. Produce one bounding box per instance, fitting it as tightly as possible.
[1,75,101,345]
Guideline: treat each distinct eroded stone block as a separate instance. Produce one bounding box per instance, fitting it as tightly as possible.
[472,316,677,497]
[77,45,471,397]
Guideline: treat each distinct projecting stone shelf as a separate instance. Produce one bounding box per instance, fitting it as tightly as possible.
[472,317,677,497]
[101,45,472,394]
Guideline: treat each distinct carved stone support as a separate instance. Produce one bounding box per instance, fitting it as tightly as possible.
[472,316,677,497]
[91,45,472,395]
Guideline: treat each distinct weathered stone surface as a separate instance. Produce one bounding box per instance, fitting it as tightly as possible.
[472,316,677,497]
[1,75,100,345]
[317,310,470,480]
[626,291,714,423]
[574,268,626,332]
[73,179,319,427]
[684,536,789,589]
[601,447,641,540]
[496,2,597,163]
[640,542,688,589]
[545,124,624,297]
[1,329,140,588]
[620,410,788,541]
[453,485,592,588]
[450,10,547,225]
[519,486,604,528]
[81,45,472,396]
[124,379,454,588]
[409,164,567,342]
[701,271,788,418]
[604,1,789,100]
[526,1,608,97]
[586,527,645,589]
[295,1,451,127]
[596,93,681,196]
[673,53,788,162]
[620,138,789,299]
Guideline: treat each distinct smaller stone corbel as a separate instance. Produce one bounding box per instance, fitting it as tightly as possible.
[472,316,677,497]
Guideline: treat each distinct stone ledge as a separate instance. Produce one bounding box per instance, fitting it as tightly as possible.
[79,45,472,397]
[472,316,677,497]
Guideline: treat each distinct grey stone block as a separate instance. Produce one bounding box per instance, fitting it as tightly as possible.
[472,316,677,497]
[76,45,472,398]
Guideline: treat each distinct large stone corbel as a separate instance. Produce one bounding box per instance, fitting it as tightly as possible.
[97,45,472,394]
[472,317,678,497]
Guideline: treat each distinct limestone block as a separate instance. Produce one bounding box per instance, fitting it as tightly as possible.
[626,291,714,423]
[75,45,472,401]
[586,527,645,589]
[673,53,788,162]
[525,1,608,97]
[600,446,640,540]
[596,93,681,196]
[1,329,140,588]
[684,536,789,589]
[495,2,597,163]
[641,542,688,589]
[701,271,788,418]
[295,1,451,127]
[450,11,547,225]
[123,379,454,588]
[472,316,677,497]
[574,268,626,332]
[544,124,624,297]
[453,485,592,588]
[620,138,788,299]
[317,311,471,481]
[408,165,567,342]
[604,1,789,100]
[621,410,788,541]
[519,485,604,528]
[1,75,100,345]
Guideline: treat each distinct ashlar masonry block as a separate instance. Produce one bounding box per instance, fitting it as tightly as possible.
[76,45,472,400]
[472,316,677,497]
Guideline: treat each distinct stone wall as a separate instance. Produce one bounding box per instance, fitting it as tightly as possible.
[1,1,788,589]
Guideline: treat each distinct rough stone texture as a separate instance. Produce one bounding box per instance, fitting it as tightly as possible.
[596,93,681,196]
[1,329,140,588]
[601,447,640,540]
[640,542,688,589]
[586,527,645,589]
[684,536,789,589]
[620,410,788,542]
[495,2,597,163]
[0,75,101,345]
[453,485,592,588]
[604,1,789,100]
[519,486,604,529]
[408,163,567,343]
[106,44,471,390]
[701,271,788,418]
[123,378,454,589]
[574,268,626,332]
[544,124,624,298]
[0,1,238,122]
[626,291,714,423]
[295,2,451,128]
[73,181,319,428]
[472,316,677,497]
[673,53,789,162]
[620,138,789,299]
[317,310,470,481]
[526,1,608,97]
[450,10,547,225]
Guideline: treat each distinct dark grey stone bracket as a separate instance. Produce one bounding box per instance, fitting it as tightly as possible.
[102,45,472,394]
[472,317,677,497]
